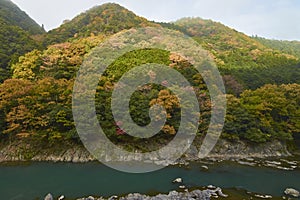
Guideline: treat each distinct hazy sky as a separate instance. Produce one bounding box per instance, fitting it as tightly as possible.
[11,0,300,41]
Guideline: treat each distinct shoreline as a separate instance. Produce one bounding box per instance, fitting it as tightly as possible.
[0,138,292,164]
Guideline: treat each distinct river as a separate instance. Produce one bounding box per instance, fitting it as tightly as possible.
[0,161,299,200]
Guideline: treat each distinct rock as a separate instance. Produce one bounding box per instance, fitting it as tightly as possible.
[179,185,186,189]
[254,194,272,199]
[207,185,216,189]
[168,190,179,196]
[58,195,65,200]
[85,196,94,200]
[172,177,183,183]
[202,189,217,198]
[201,165,209,170]
[245,157,255,161]
[215,187,228,197]
[265,161,281,165]
[237,161,256,166]
[108,195,118,200]
[284,188,300,197]
[44,193,53,200]
[115,189,212,200]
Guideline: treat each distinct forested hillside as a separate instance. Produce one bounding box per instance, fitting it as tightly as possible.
[253,36,300,58]
[163,18,300,91]
[0,0,44,35]
[1,36,299,147]
[43,3,157,46]
[0,3,299,151]
[0,0,45,83]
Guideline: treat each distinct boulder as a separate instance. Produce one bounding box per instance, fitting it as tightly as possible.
[108,195,118,200]
[215,187,228,197]
[172,178,183,183]
[207,185,216,189]
[284,188,300,197]
[201,165,209,170]
[44,193,53,200]
[58,195,65,200]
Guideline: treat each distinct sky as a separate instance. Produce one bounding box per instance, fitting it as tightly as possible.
[11,0,300,41]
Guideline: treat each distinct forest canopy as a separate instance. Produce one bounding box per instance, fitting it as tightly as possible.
[0,2,299,149]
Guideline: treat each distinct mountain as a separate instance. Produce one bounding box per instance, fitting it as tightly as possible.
[43,3,157,46]
[0,0,44,35]
[171,18,298,69]
[0,0,45,82]
[253,36,300,58]
[161,18,300,91]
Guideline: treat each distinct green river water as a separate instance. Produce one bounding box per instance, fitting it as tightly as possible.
[0,161,299,200]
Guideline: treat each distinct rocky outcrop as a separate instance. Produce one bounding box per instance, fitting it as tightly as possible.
[206,139,291,159]
[183,139,291,161]
[0,138,291,163]
[0,141,95,163]
[31,148,94,163]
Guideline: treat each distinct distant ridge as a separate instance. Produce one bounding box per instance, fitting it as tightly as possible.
[43,3,157,45]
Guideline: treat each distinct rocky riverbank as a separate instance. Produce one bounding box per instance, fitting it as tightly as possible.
[43,186,228,200]
[43,186,300,200]
[75,190,213,200]
[76,188,225,200]
[0,138,291,164]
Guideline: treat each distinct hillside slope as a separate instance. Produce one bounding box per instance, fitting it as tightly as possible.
[43,3,157,46]
[161,18,300,91]
[0,0,44,82]
[253,36,300,58]
[0,0,44,35]
[0,3,299,153]
[172,18,298,69]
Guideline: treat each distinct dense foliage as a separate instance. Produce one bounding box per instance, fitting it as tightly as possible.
[162,18,300,91]
[0,0,45,83]
[0,0,44,35]
[1,35,299,145]
[0,36,104,142]
[253,36,300,58]
[0,19,42,82]
[0,3,299,149]
[224,84,300,142]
